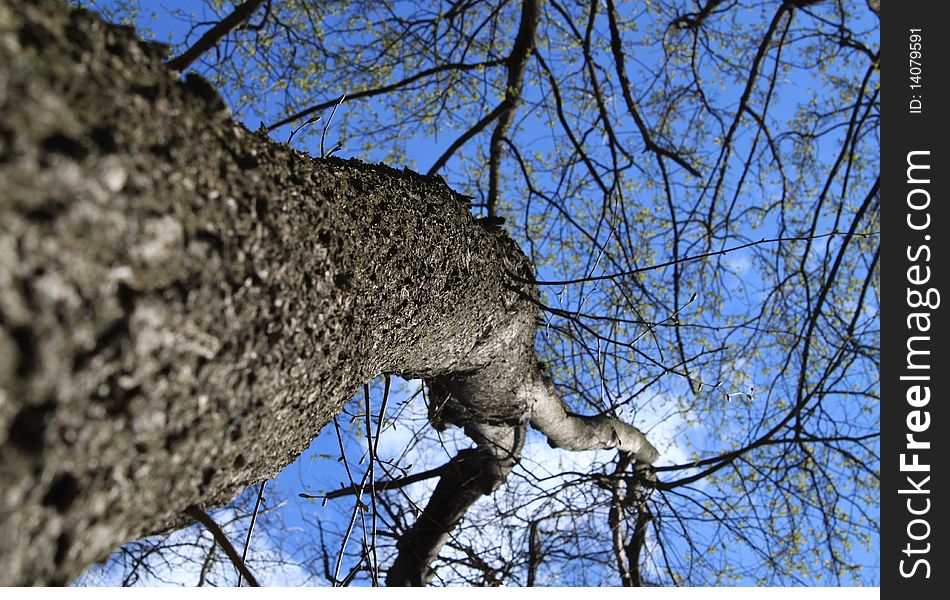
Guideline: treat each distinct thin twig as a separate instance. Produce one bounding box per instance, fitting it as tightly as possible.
[361,385,379,586]
[321,94,346,158]
[287,115,321,145]
[514,231,874,287]
[331,417,371,586]
[369,376,391,585]
[299,462,448,501]
[197,540,216,587]
[265,59,505,132]
[237,480,267,587]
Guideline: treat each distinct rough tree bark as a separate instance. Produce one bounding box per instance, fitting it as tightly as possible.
[0,0,656,585]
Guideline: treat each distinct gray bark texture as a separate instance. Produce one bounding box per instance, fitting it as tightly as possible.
[0,0,656,586]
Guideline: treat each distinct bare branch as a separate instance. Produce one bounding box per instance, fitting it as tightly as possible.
[184,507,261,587]
[267,59,506,132]
[167,0,266,73]
[486,0,541,217]
[386,424,525,586]
[604,0,701,177]
[523,371,659,464]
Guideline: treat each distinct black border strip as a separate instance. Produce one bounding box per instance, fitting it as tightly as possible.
[882,3,947,594]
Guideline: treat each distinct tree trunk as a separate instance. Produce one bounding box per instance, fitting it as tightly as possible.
[0,0,656,585]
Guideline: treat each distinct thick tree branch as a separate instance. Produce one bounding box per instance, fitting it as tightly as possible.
[381,296,659,584]
[184,506,261,587]
[386,424,525,586]
[608,454,635,586]
[523,371,659,464]
[527,519,541,586]
[426,102,509,176]
[671,0,727,30]
[607,455,655,586]
[166,0,266,72]
[486,0,541,217]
